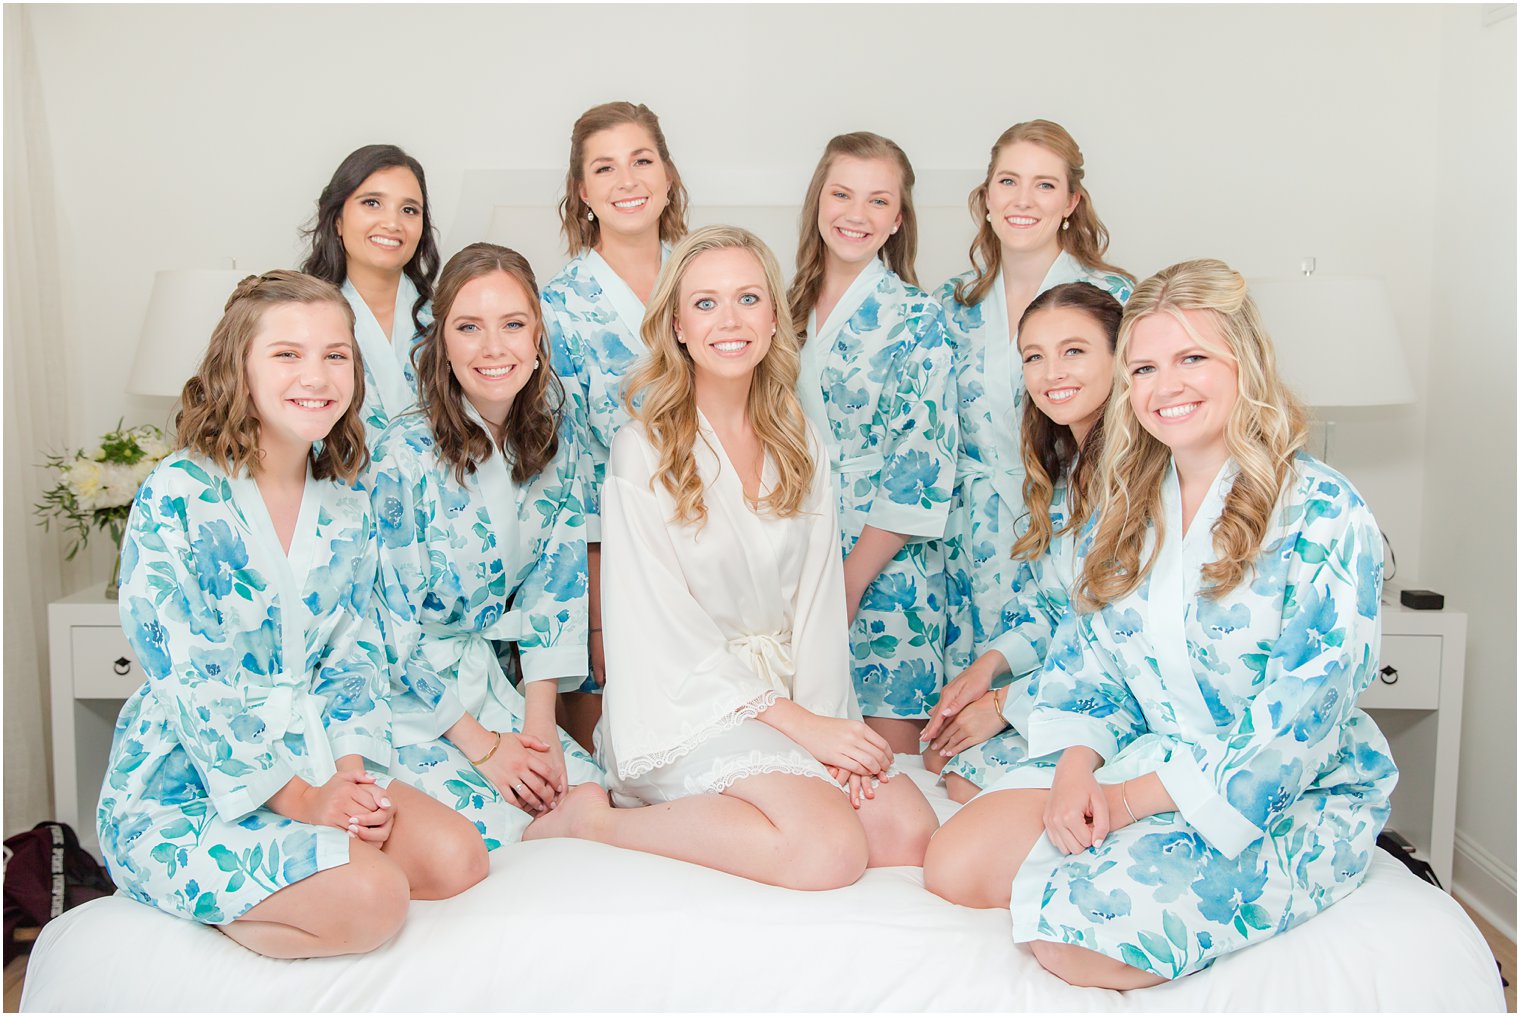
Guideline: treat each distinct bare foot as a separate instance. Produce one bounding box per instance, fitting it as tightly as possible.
[522,783,611,842]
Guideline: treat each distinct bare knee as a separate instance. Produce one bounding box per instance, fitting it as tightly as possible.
[923,818,1004,908]
[412,821,489,900]
[331,850,410,952]
[864,789,937,869]
[944,773,979,805]
[1030,940,1166,990]
[784,801,869,890]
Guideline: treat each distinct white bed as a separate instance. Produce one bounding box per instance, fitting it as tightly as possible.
[20,764,1505,1012]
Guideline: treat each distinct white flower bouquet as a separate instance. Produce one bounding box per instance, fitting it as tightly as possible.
[35,421,171,570]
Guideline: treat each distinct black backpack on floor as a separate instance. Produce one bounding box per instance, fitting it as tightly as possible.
[2,821,115,965]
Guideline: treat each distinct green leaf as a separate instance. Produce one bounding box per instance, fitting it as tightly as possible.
[208,845,240,872]
[192,892,224,923]
[226,871,246,893]
[150,842,177,864]
[248,843,263,873]
[1139,930,1175,966]
[1233,914,1249,938]
[1118,943,1156,973]
[1240,903,1273,931]
[265,840,280,880]
[1162,910,1188,951]
[159,818,194,839]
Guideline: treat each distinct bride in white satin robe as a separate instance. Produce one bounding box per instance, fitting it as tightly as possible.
[525,226,938,887]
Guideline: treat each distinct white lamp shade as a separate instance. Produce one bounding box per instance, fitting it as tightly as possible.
[127,269,250,397]
[1247,275,1416,408]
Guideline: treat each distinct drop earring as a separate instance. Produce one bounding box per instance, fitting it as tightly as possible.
[587,209,596,222]
[1062,218,1070,232]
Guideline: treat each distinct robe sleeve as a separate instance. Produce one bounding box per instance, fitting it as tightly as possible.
[515,413,591,691]
[311,512,392,770]
[1155,487,1386,859]
[1025,609,1150,764]
[368,432,467,743]
[864,302,958,540]
[117,467,296,822]
[601,428,778,776]
[789,428,862,722]
[984,555,1054,681]
[544,300,603,543]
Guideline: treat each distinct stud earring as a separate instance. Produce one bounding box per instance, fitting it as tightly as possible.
[587,209,596,222]
[890,226,898,235]
[986,212,993,223]
[1062,218,1070,232]
[532,358,540,371]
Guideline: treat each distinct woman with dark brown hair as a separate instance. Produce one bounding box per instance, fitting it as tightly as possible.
[369,243,604,851]
[539,101,692,748]
[98,271,485,958]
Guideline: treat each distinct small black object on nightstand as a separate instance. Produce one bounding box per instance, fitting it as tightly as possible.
[1399,589,1445,610]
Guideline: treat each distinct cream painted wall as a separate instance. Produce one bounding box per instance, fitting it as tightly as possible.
[13,4,1511,910]
[1424,5,1517,933]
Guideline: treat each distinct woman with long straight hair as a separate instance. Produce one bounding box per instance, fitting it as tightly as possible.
[935,121,1134,774]
[924,259,1397,988]
[540,101,692,748]
[98,272,485,958]
[300,143,441,445]
[786,131,957,759]
[525,226,937,885]
[924,282,1123,803]
[368,243,604,850]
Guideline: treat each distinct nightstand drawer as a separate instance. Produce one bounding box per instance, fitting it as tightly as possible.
[71,625,143,699]
[1361,634,1442,710]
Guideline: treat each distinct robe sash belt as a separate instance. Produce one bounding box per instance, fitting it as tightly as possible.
[244,684,337,784]
[417,610,532,724]
[727,631,796,700]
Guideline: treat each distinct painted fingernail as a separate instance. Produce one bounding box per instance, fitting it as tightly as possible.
[380,798,392,808]
[348,816,359,824]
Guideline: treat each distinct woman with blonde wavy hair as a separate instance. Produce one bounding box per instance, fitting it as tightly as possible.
[98,271,485,958]
[924,259,1397,988]
[526,225,938,887]
[539,100,692,749]
[935,120,1134,776]
[786,131,958,757]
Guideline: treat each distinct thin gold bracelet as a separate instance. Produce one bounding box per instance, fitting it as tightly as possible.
[992,686,1006,715]
[469,731,503,767]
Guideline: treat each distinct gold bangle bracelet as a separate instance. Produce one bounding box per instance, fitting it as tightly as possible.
[469,731,503,767]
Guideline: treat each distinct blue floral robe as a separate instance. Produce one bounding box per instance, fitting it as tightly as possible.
[942,475,1078,787]
[98,451,391,925]
[541,248,667,544]
[541,250,667,695]
[1006,454,1397,978]
[342,276,431,447]
[368,407,604,850]
[937,254,1131,686]
[797,258,957,718]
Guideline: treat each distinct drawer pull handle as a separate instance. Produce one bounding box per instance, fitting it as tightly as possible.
[1379,665,1399,685]
[112,657,131,676]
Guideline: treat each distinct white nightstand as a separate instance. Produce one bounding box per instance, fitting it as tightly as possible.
[1359,598,1467,890]
[48,587,143,854]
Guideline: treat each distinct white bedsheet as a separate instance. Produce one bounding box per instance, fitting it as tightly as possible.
[21,765,1505,1012]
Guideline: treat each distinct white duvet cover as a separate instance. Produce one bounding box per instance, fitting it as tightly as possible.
[21,765,1504,1012]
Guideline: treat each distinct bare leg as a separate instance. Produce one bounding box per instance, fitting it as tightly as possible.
[1030,940,1168,989]
[379,780,489,900]
[852,772,938,868]
[864,716,925,756]
[525,776,869,890]
[218,840,409,958]
[943,772,980,805]
[923,747,950,775]
[922,787,1047,908]
[558,692,602,755]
